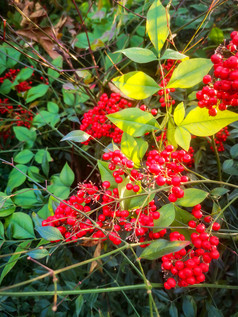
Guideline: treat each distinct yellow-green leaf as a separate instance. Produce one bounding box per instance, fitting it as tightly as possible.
[174,102,185,125]
[112,71,159,100]
[166,58,213,88]
[175,126,191,151]
[179,107,238,137]
[146,0,169,55]
[107,108,160,137]
[116,48,157,63]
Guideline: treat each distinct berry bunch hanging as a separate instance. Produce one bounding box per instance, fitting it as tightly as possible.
[196,31,238,116]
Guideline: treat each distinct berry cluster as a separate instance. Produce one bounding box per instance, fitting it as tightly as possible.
[0,68,32,93]
[196,31,238,116]
[80,93,132,144]
[162,204,220,289]
[102,146,191,203]
[212,126,230,151]
[42,182,165,246]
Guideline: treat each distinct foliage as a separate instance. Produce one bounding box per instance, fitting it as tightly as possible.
[0,0,237,316]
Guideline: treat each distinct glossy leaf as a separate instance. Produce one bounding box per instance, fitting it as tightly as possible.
[140,239,190,260]
[161,49,188,60]
[60,163,75,187]
[174,102,185,126]
[107,108,160,137]
[12,189,39,208]
[121,133,148,167]
[14,150,34,164]
[179,107,238,137]
[35,149,53,164]
[6,212,35,239]
[166,58,213,88]
[112,71,159,99]
[27,248,49,259]
[176,188,208,207]
[116,48,157,63]
[0,241,30,284]
[36,226,63,241]
[146,0,169,55]
[13,126,36,148]
[61,130,91,143]
[98,160,117,188]
[7,164,28,190]
[175,127,191,151]
[26,84,49,103]
[153,203,175,232]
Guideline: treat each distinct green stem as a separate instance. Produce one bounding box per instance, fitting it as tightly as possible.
[212,135,222,182]
[0,283,237,297]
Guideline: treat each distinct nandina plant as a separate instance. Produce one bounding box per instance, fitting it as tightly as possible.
[0,1,237,316]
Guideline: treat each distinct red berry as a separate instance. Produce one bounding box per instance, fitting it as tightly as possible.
[212,222,220,231]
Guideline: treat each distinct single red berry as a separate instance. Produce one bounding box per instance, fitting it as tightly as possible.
[212,222,220,231]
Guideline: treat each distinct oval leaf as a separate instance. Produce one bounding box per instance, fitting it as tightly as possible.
[153,203,175,232]
[140,239,190,260]
[176,188,208,207]
[161,49,188,60]
[6,212,35,239]
[112,71,159,100]
[36,226,63,241]
[116,48,157,63]
[174,102,185,126]
[107,108,160,137]
[61,130,91,143]
[179,107,238,137]
[175,126,191,151]
[146,0,169,55]
[60,163,75,187]
[166,58,213,88]
[14,150,34,164]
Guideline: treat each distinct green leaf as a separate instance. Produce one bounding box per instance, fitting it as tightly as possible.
[208,27,224,44]
[38,204,52,219]
[47,101,59,114]
[6,212,35,239]
[121,133,148,167]
[171,206,195,241]
[140,239,190,260]
[0,241,30,284]
[153,203,175,232]
[118,177,155,211]
[175,126,191,151]
[0,221,4,239]
[205,303,223,317]
[33,110,60,128]
[47,56,63,84]
[230,144,238,159]
[107,108,160,137]
[36,226,63,241]
[182,296,197,317]
[75,32,97,49]
[146,0,169,55]
[174,102,185,125]
[161,49,188,60]
[210,187,229,198]
[116,48,157,63]
[112,71,159,100]
[98,160,117,189]
[13,127,36,148]
[222,159,238,176]
[169,303,178,317]
[60,162,75,187]
[0,79,12,94]
[179,108,238,137]
[14,68,34,84]
[26,84,49,103]
[28,166,45,183]
[12,189,39,208]
[27,248,49,259]
[167,117,177,149]
[166,58,213,88]
[14,150,34,164]
[0,192,16,217]
[48,176,70,199]
[7,164,28,190]
[176,188,208,207]
[5,46,21,68]
[61,130,91,143]
[35,149,53,164]
[0,47,7,74]
[42,149,49,177]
